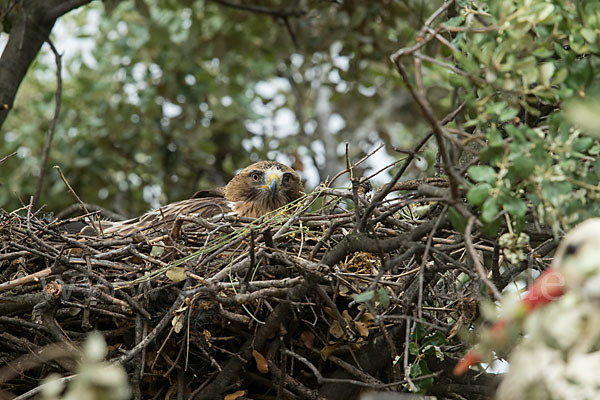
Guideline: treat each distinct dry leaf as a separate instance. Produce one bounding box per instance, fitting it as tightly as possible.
[328,320,344,339]
[360,312,375,324]
[447,315,464,340]
[171,312,184,333]
[166,266,187,283]
[252,350,269,373]
[68,247,83,255]
[342,309,352,322]
[354,321,369,337]
[300,330,315,349]
[338,284,351,296]
[320,345,337,360]
[224,390,247,400]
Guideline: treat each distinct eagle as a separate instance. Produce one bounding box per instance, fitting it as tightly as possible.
[86,161,304,237]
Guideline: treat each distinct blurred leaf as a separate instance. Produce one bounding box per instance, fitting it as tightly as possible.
[377,288,390,308]
[481,196,499,222]
[423,330,446,347]
[448,206,467,234]
[565,99,600,138]
[467,183,492,206]
[353,290,374,303]
[468,165,496,184]
[502,197,527,218]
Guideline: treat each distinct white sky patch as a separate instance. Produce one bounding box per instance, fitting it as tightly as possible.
[330,41,350,72]
[132,62,147,81]
[273,108,298,137]
[359,84,376,97]
[163,102,182,118]
[363,143,396,185]
[328,113,345,134]
[47,7,100,73]
[336,81,348,93]
[143,184,163,209]
[128,172,142,187]
[328,69,341,84]
[185,74,196,85]
[304,120,317,134]
[221,95,232,107]
[310,140,326,166]
[255,78,291,99]
[123,82,141,104]
[290,53,304,67]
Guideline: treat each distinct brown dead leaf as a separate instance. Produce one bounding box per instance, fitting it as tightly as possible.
[224,390,247,400]
[300,330,315,349]
[320,345,337,360]
[328,320,344,339]
[252,350,269,373]
[342,309,352,322]
[354,321,369,337]
[338,284,351,296]
[360,312,375,324]
[68,247,83,255]
[447,315,464,340]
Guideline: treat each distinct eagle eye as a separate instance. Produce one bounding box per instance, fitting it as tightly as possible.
[250,172,261,182]
[283,173,292,184]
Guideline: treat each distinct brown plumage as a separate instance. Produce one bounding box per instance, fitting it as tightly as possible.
[91,161,304,236]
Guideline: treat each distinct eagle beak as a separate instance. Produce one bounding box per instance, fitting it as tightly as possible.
[267,174,280,196]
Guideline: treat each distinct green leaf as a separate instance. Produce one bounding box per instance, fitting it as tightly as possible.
[353,290,374,303]
[510,156,535,180]
[572,136,594,152]
[481,196,499,222]
[581,28,597,43]
[594,158,600,177]
[378,288,390,308]
[565,99,600,138]
[411,323,425,341]
[423,330,446,347]
[409,360,422,376]
[448,207,467,233]
[408,342,419,356]
[468,165,496,184]
[150,241,166,257]
[502,197,527,218]
[499,107,518,122]
[467,183,491,206]
[482,217,503,237]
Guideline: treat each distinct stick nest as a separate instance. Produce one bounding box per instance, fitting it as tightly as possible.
[0,182,501,400]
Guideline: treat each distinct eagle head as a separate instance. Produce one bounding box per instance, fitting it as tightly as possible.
[224,161,304,218]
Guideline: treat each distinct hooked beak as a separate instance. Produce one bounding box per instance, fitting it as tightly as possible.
[267,174,280,197]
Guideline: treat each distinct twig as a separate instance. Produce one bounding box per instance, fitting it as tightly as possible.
[32,39,62,211]
[54,165,101,234]
[465,216,501,299]
[0,151,16,164]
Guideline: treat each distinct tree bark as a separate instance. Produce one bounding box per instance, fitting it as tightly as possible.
[0,0,93,129]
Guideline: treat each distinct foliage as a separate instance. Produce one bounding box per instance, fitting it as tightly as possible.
[1,0,439,215]
[442,0,600,235]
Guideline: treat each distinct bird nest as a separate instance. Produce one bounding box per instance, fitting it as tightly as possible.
[0,181,498,400]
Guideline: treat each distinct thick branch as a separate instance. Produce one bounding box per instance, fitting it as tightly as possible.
[0,0,92,129]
